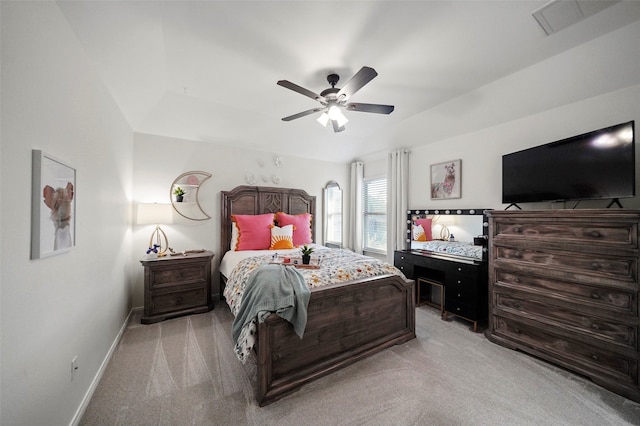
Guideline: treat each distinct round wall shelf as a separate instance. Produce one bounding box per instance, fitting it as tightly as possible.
[170,171,212,221]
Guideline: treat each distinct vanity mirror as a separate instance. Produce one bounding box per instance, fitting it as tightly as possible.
[406,208,490,261]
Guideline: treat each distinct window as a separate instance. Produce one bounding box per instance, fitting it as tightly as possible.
[363,177,387,253]
[324,182,342,247]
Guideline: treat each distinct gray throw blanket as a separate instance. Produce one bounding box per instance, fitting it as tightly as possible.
[231,264,311,343]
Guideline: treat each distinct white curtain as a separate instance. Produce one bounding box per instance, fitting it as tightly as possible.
[387,149,410,263]
[347,161,364,254]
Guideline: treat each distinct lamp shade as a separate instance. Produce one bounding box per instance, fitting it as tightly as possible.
[137,203,173,225]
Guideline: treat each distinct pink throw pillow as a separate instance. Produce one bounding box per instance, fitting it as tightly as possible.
[276,212,312,246]
[232,213,275,250]
[414,218,433,241]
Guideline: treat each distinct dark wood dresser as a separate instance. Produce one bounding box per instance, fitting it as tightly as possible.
[140,251,214,324]
[394,250,488,331]
[486,210,640,403]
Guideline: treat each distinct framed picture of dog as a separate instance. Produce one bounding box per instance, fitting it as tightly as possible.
[431,159,461,200]
[31,150,76,259]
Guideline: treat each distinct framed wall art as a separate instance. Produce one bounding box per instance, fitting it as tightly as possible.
[31,150,76,259]
[431,159,461,200]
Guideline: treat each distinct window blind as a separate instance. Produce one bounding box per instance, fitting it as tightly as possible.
[326,185,342,244]
[363,178,387,252]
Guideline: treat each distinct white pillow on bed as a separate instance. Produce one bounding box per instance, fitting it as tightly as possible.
[269,224,295,250]
[230,222,239,251]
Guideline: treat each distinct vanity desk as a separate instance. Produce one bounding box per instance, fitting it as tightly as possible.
[395,208,491,331]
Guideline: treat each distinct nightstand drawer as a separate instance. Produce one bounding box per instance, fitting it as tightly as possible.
[150,287,207,315]
[150,265,208,288]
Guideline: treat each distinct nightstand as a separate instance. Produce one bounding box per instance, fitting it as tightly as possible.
[140,250,214,324]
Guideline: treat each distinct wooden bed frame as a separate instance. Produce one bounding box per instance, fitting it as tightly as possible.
[220,185,416,406]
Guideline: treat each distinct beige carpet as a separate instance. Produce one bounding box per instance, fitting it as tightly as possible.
[80,302,640,425]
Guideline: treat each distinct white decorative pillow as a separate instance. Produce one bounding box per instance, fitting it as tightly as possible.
[230,222,239,250]
[269,224,294,250]
[413,224,427,242]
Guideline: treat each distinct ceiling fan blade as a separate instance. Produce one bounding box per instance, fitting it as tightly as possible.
[277,80,326,103]
[336,66,378,100]
[281,107,325,122]
[332,120,345,133]
[345,102,394,114]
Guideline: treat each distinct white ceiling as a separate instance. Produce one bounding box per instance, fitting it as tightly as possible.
[57,1,640,162]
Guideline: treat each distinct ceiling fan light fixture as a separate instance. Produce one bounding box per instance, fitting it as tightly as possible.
[317,111,330,127]
[335,113,348,128]
[278,66,392,132]
[328,105,348,127]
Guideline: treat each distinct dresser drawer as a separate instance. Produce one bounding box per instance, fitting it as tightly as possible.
[394,252,414,279]
[446,299,478,319]
[150,264,208,288]
[495,270,637,315]
[493,315,638,386]
[447,263,477,278]
[495,246,636,282]
[150,286,207,315]
[494,289,637,350]
[446,280,477,303]
[493,220,637,249]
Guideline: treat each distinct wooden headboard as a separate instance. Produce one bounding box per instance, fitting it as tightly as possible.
[220,185,316,255]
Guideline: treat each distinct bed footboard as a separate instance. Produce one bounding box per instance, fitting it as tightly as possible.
[256,274,415,406]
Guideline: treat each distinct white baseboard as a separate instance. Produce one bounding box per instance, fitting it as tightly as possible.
[69,307,143,426]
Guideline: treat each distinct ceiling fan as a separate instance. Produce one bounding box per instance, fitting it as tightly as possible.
[277,66,394,133]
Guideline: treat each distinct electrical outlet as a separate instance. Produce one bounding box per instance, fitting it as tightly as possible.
[71,356,78,382]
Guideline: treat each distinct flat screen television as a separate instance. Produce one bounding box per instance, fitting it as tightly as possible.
[502,121,635,205]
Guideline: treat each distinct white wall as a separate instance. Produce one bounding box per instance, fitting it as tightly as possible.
[408,85,640,211]
[1,3,133,425]
[394,19,640,211]
[132,133,349,304]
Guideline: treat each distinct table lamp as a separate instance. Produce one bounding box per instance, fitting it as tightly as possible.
[137,203,173,256]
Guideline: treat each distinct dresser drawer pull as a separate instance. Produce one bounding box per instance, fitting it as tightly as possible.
[591,354,599,361]
[513,226,522,233]
[590,230,601,238]
[590,262,601,270]
[456,307,461,311]
[458,267,462,271]
[457,280,462,284]
[511,251,522,259]
[591,292,600,299]
[513,302,522,309]
[592,324,600,330]
[514,328,521,334]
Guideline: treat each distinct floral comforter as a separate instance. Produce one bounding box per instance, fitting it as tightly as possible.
[223,247,405,363]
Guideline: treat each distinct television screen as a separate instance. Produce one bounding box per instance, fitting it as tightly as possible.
[502,121,635,204]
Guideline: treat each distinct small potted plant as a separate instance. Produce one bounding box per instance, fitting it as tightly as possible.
[300,244,314,265]
[173,186,186,202]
